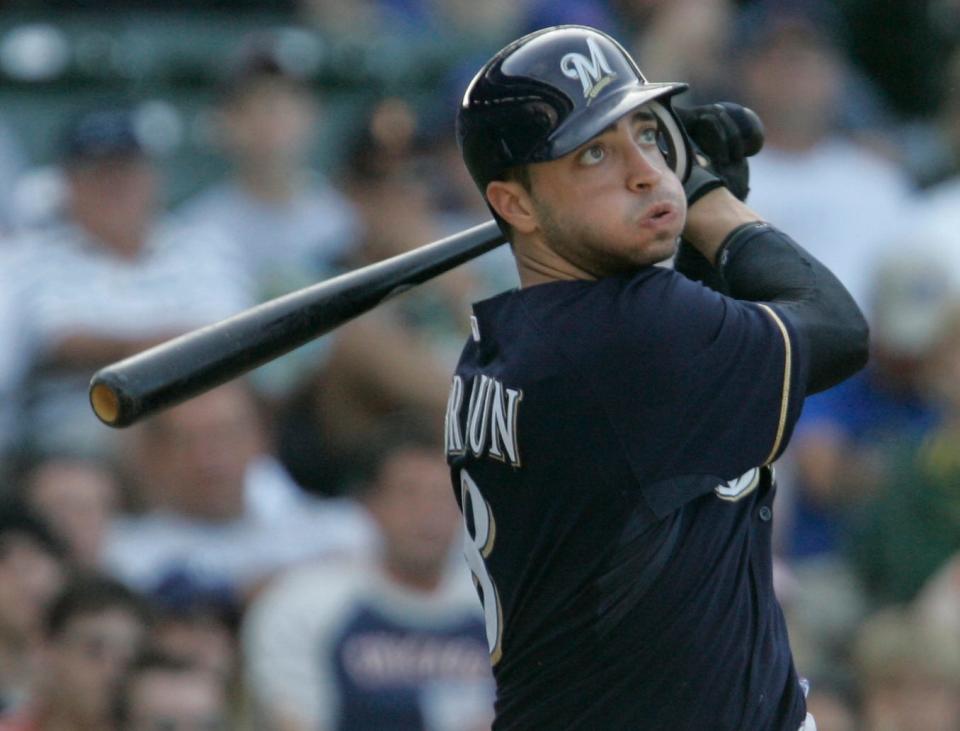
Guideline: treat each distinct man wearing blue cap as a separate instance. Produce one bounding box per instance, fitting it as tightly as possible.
[8,106,253,456]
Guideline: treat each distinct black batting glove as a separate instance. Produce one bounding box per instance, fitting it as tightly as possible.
[674,103,765,293]
[677,102,764,204]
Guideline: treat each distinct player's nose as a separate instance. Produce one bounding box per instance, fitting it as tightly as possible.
[622,136,662,192]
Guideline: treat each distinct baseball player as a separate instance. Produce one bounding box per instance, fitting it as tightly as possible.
[444,25,868,730]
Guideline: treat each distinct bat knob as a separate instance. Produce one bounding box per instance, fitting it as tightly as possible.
[90,382,121,426]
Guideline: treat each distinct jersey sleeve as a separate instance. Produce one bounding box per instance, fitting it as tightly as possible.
[565,270,808,511]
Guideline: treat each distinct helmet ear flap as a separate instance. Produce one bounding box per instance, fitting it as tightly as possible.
[647,100,691,183]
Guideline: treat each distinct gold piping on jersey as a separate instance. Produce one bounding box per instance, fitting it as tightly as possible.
[758,304,792,465]
[491,597,504,666]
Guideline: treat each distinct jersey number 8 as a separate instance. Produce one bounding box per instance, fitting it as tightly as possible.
[460,469,504,665]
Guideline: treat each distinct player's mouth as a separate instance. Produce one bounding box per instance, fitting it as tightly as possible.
[638,202,678,228]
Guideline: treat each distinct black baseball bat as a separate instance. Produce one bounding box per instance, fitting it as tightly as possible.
[89,219,506,427]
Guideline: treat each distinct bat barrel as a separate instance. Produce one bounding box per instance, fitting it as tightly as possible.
[89,220,506,427]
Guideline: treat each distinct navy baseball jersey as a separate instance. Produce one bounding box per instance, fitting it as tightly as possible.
[445,265,810,730]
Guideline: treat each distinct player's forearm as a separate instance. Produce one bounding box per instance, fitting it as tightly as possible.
[718,221,870,394]
[680,187,763,265]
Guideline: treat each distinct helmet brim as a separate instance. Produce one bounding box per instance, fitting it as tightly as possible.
[545,81,690,179]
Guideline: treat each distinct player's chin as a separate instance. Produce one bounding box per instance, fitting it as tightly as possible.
[635,231,679,266]
[602,243,675,276]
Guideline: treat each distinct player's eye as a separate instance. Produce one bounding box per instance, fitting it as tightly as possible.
[578,144,606,166]
[637,127,659,146]
[656,128,671,156]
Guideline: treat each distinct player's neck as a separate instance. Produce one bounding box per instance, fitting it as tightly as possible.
[514,236,597,287]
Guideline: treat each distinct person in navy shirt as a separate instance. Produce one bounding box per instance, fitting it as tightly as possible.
[445,25,868,730]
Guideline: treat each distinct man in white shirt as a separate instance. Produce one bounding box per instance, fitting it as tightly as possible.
[12,106,254,457]
[735,7,914,313]
[180,42,360,399]
[244,415,494,731]
[104,382,376,599]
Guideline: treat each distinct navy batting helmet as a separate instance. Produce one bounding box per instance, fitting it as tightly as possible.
[457,25,692,194]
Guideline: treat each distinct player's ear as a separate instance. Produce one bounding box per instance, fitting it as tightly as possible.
[486,180,538,235]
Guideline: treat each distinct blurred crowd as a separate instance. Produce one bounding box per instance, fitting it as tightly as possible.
[0,0,957,729]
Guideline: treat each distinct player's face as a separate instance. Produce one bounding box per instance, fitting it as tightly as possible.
[528,108,686,276]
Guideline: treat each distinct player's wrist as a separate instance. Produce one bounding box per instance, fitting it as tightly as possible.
[682,190,763,265]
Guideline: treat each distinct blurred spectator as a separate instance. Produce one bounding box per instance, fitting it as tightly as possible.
[18,455,120,571]
[146,588,244,726]
[300,0,522,43]
[735,9,932,666]
[10,105,253,458]
[0,503,66,716]
[616,0,739,104]
[778,242,960,673]
[149,595,236,688]
[852,606,960,731]
[298,0,387,37]
[345,95,516,294]
[112,651,228,731]
[422,0,524,42]
[839,0,954,122]
[847,301,960,606]
[915,552,960,638]
[0,260,29,472]
[42,0,293,8]
[0,574,150,731]
[784,243,959,562]
[909,110,960,232]
[0,118,28,236]
[276,99,472,497]
[104,382,376,601]
[519,0,617,34]
[182,39,359,300]
[901,42,960,188]
[244,415,494,731]
[277,306,453,497]
[734,0,913,311]
[342,103,477,367]
[181,38,362,401]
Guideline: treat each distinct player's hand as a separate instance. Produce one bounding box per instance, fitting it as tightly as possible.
[677,102,764,204]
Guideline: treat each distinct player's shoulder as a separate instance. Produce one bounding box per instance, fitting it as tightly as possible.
[550,266,734,345]
[472,266,670,326]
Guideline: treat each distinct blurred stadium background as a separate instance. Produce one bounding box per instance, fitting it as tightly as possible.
[0,1,958,730]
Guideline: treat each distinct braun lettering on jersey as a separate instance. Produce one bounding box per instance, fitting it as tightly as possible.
[445,375,523,466]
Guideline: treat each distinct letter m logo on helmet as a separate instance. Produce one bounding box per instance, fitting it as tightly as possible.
[561,37,617,101]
